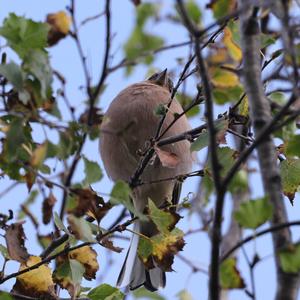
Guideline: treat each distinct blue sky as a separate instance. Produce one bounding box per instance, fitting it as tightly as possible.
[0,1,299,299]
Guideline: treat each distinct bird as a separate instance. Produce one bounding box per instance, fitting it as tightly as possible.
[99,69,194,291]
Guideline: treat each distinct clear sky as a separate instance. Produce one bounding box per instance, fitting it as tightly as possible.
[0,1,299,299]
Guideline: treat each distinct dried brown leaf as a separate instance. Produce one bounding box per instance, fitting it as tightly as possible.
[5,222,29,263]
[42,192,57,225]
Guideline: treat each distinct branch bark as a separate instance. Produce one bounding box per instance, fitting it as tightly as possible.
[238,4,299,300]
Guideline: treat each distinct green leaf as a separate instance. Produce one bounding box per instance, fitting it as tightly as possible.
[279,243,300,273]
[0,62,24,91]
[191,118,228,152]
[88,284,124,300]
[0,244,10,260]
[285,135,300,157]
[136,3,158,27]
[23,49,53,100]
[148,199,179,234]
[176,93,200,118]
[185,0,202,24]
[0,291,13,300]
[280,158,300,203]
[68,215,97,243]
[234,197,273,229]
[83,156,103,186]
[54,212,70,235]
[154,103,167,116]
[54,259,85,288]
[212,86,243,105]
[133,287,165,300]
[220,258,245,289]
[0,13,49,58]
[210,0,235,19]
[110,181,146,220]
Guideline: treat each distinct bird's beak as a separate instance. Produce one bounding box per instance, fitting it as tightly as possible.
[155,68,168,86]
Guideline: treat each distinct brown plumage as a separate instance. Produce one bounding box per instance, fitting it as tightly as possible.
[100,69,194,291]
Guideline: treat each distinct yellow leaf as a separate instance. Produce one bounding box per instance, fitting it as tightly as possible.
[211,68,239,88]
[239,96,249,117]
[14,255,56,298]
[223,27,242,62]
[69,246,99,280]
[30,142,48,167]
[47,11,71,35]
[208,47,229,65]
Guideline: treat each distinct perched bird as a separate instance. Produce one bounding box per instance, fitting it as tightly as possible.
[100,69,194,291]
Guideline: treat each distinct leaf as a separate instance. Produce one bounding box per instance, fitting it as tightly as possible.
[12,255,56,299]
[0,62,24,91]
[154,146,180,168]
[5,222,29,263]
[212,85,244,105]
[279,243,300,273]
[42,192,57,225]
[54,212,70,235]
[53,259,85,298]
[211,68,239,88]
[185,0,202,24]
[30,142,48,168]
[148,199,180,234]
[285,135,300,157]
[0,13,49,58]
[88,284,124,300]
[69,246,99,280]
[176,93,200,118]
[234,197,273,229]
[138,228,185,271]
[223,27,242,62]
[67,215,96,243]
[136,3,158,27]
[220,258,245,289]
[133,287,165,300]
[23,49,53,100]
[280,158,300,203]
[191,118,229,152]
[0,244,10,260]
[0,292,13,300]
[47,11,71,46]
[208,0,236,19]
[110,181,146,220]
[83,156,103,185]
[206,146,238,178]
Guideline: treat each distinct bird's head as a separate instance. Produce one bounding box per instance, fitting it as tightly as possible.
[147,69,174,93]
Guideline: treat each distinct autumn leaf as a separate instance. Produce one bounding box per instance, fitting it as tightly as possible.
[30,142,48,168]
[223,27,242,62]
[42,192,56,225]
[47,11,71,46]
[5,222,29,263]
[12,255,56,299]
[211,68,239,88]
[69,246,99,280]
[154,145,180,168]
[138,228,185,271]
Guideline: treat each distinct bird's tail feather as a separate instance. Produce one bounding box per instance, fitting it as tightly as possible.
[117,221,165,291]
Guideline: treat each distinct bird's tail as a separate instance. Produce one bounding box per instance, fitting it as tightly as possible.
[117,221,165,291]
